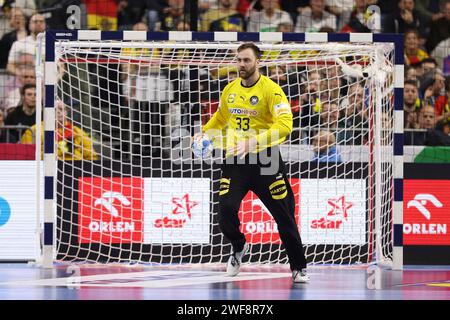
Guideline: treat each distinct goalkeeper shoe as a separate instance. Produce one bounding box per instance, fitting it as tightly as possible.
[226,243,249,277]
[292,269,310,283]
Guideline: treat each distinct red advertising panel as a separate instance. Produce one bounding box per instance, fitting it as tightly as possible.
[404,180,450,245]
[78,177,144,243]
[238,179,300,244]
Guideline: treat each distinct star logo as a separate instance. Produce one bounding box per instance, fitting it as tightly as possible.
[326,196,353,220]
[311,196,353,229]
[171,194,199,219]
[154,194,199,228]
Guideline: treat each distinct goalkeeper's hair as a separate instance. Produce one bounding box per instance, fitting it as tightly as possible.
[237,42,262,60]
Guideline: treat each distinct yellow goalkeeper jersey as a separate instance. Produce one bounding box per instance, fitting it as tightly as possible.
[203,75,293,155]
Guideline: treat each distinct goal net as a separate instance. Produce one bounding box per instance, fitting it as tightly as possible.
[37,32,400,268]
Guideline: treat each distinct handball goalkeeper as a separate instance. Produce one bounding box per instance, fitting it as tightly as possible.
[195,43,309,283]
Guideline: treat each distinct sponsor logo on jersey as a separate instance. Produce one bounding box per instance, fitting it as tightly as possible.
[250,96,259,105]
[229,108,258,116]
[227,93,236,103]
[274,103,290,115]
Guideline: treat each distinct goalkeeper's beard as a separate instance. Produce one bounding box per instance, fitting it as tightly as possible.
[239,65,257,80]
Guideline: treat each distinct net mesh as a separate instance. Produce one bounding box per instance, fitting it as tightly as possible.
[47,39,395,265]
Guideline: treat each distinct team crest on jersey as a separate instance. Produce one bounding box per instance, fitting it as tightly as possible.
[227,94,236,103]
[250,96,259,105]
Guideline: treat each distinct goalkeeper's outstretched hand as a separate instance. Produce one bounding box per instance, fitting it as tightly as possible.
[191,132,204,146]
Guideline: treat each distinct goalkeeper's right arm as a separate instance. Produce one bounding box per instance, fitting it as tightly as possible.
[196,92,230,141]
[203,107,229,133]
[192,108,228,146]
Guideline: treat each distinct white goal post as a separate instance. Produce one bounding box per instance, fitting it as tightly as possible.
[36,31,404,270]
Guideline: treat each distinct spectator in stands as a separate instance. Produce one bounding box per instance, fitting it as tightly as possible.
[404,80,421,129]
[415,0,447,24]
[340,0,381,33]
[21,100,98,160]
[320,101,341,126]
[421,57,439,74]
[147,0,168,31]
[300,69,322,131]
[320,101,345,143]
[176,20,191,31]
[0,7,27,69]
[158,0,189,31]
[3,0,36,17]
[4,83,36,142]
[384,0,429,39]
[200,0,245,32]
[419,104,437,129]
[405,65,420,82]
[425,0,450,52]
[117,0,146,30]
[404,28,429,66]
[326,0,354,30]
[320,65,346,105]
[3,65,35,112]
[201,0,252,15]
[278,0,308,24]
[276,21,294,32]
[311,129,342,162]
[7,13,46,76]
[340,82,368,145]
[405,104,437,145]
[424,119,450,146]
[269,64,299,98]
[295,0,337,32]
[420,69,448,122]
[247,0,293,32]
[199,0,220,12]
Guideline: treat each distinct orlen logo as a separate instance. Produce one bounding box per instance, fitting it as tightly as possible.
[238,179,300,244]
[404,180,450,245]
[245,199,280,233]
[0,196,11,227]
[406,194,442,220]
[311,196,353,229]
[404,193,446,236]
[89,192,134,232]
[78,177,144,244]
[153,194,199,228]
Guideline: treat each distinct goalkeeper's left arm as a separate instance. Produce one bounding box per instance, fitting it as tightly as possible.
[254,111,293,149]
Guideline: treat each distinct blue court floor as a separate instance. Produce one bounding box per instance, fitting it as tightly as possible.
[0,263,449,300]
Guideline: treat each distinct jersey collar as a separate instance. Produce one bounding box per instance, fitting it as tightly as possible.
[240,74,261,88]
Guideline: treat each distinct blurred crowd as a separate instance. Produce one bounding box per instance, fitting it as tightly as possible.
[0,0,449,160]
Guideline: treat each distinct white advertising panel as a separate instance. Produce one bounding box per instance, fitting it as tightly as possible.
[144,178,211,244]
[0,161,42,260]
[300,179,366,245]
